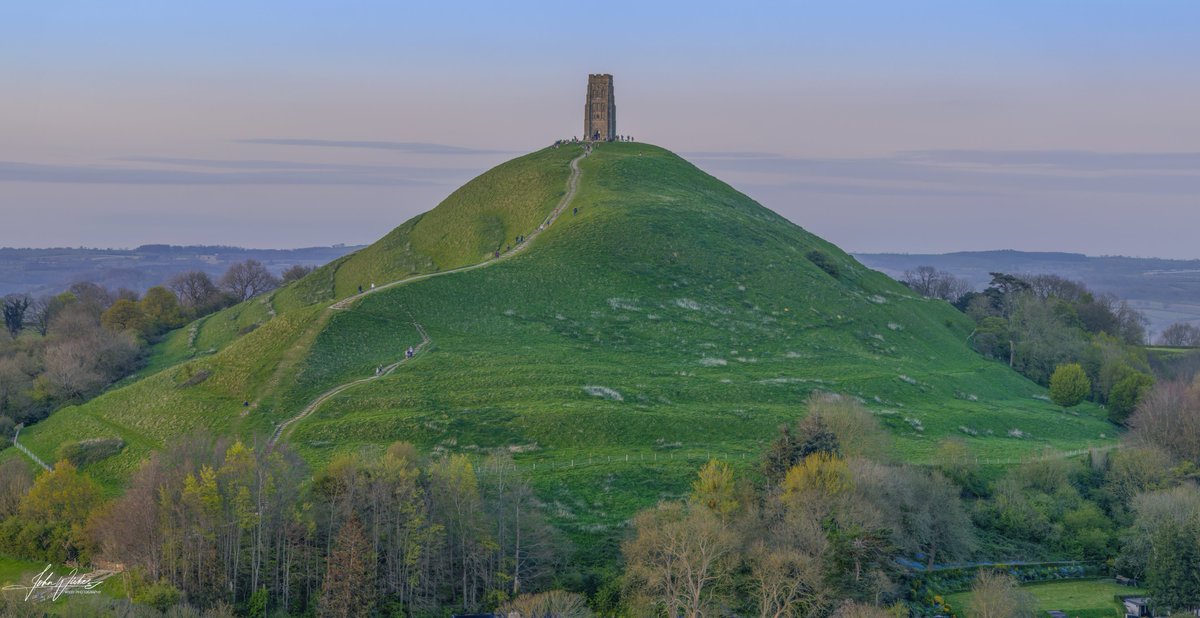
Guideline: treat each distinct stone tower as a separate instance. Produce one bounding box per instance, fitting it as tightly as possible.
[584,74,616,141]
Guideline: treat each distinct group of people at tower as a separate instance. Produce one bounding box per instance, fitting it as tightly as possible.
[552,134,635,148]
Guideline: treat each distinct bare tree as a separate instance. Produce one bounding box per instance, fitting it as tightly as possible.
[26,296,53,336]
[0,458,32,519]
[902,266,971,302]
[1160,322,1200,347]
[0,357,34,420]
[623,502,737,618]
[1026,274,1089,303]
[281,264,314,284]
[1128,379,1200,464]
[969,570,1035,618]
[220,260,279,301]
[67,281,115,314]
[168,270,222,309]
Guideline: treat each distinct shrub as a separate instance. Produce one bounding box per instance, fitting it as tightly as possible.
[1108,371,1154,424]
[1049,363,1091,408]
[805,249,840,278]
[134,581,181,612]
[55,438,125,467]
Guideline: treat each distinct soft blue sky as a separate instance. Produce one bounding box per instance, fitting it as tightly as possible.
[2,1,1199,257]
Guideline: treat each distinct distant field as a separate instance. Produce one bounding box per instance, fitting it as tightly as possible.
[856,250,1200,338]
[945,579,1143,618]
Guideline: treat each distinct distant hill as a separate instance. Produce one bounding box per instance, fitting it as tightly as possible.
[855,250,1200,338]
[13,143,1114,564]
[0,244,364,298]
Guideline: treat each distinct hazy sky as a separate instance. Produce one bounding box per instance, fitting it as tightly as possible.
[3,2,1199,258]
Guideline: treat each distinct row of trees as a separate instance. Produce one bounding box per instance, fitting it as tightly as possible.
[1,259,295,342]
[617,367,1200,616]
[620,394,976,616]
[0,436,571,617]
[1160,321,1200,347]
[903,268,1157,422]
[0,260,304,435]
[1,377,1199,615]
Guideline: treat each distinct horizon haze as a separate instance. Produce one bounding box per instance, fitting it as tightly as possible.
[3,1,1199,259]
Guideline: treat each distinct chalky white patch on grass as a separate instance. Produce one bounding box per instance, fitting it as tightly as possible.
[583,386,624,401]
[759,377,806,385]
[608,298,640,311]
[898,374,918,385]
[699,357,728,367]
[905,417,925,432]
[675,298,702,311]
[503,309,516,316]
[1008,428,1028,438]
[887,323,904,331]
[869,295,887,304]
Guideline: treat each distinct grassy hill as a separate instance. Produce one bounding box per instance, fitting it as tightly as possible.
[11,142,1116,562]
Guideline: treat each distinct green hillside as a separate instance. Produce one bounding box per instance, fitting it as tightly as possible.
[11,142,1115,560]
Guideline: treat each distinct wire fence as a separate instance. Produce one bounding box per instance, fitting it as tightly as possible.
[12,425,51,471]
[502,443,1120,474]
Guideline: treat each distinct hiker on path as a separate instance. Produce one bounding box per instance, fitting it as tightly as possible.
[358,285,363,294]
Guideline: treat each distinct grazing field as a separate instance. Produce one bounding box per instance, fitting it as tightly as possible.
[945,579,1144,618]
[8,142,1118,563]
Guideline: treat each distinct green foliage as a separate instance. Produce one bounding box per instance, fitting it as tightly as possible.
[1148,519,1200,612]
[54,437,124,468]
[247,586,268,618]
[1049,363,1090,408]
[1108,371,1154,424]
[1,461,102,563]
[134,580,183,612]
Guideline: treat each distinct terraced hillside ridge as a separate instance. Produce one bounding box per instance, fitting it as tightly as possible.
[11,142,1116,562]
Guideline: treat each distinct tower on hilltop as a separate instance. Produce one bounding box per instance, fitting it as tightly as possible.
[584,74,616,141]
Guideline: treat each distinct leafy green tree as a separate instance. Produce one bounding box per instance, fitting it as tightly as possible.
[761,423,800,485]
[1109,371,1155,424]
[17,460,103,562]
[100,299,149,334]
[796,413,840,459]
[1049,363,1090,408]
[247,586,268,618]
[139,286,185,334]
[1147,518,1200,613]
[2,294,30,338]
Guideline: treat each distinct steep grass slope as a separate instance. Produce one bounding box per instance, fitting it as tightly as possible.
[13,143,1114,559]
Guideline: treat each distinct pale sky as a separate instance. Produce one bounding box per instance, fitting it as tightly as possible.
[3,2,1199,258]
